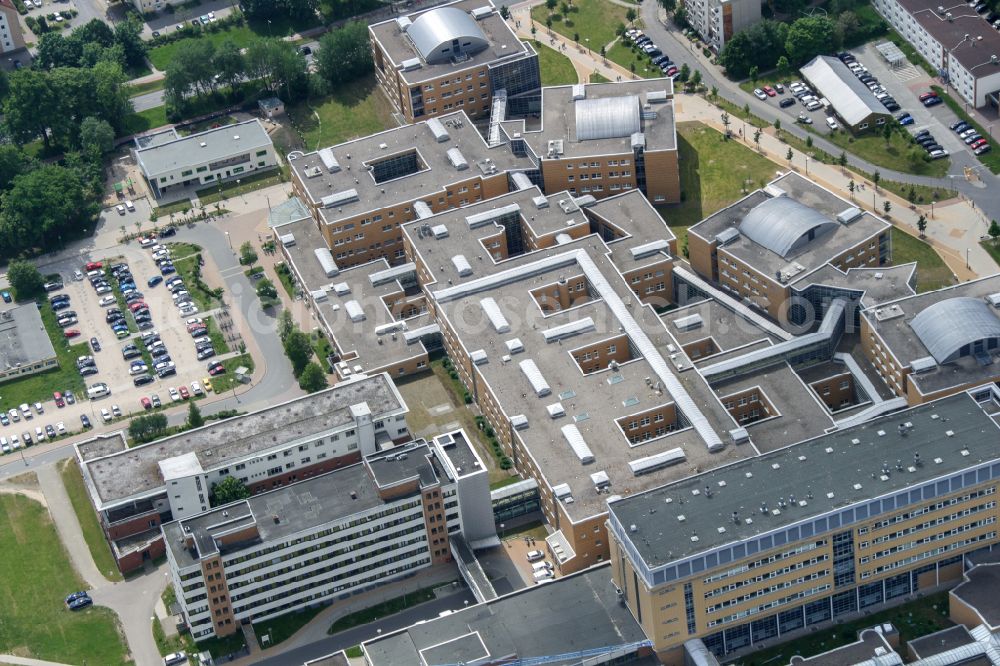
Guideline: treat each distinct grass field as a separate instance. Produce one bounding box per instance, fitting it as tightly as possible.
[605,40,659,78]
[148,26,259,70]
[203,315,231,355]
[0,493,131,664]
[122,105,170,136]
[536,42,579,86]
[170,254,220,312]
[288,76,394,151]
[983,239,1000,268]
[255,605,326,648]
[531,0,630,51]
[741,592,952,665]
[892,227,956,292]
[209,354,255,395]
[590,71,610,83]
[0,302,89,413]
[821,126,950,178]
[59,460,123,582]
[327,586,439,635]
[153,199,194,219]
[196,169,286,205]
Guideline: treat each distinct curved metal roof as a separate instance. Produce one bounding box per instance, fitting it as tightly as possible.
[407,7,488,65]
[910,297,1000,363]
[738,196,838,258]
[574,96,641,141]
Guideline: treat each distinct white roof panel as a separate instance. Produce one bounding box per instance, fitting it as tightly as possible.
[560,424,595,464]
[480,297,510,333]
[519,358,550,397]
[800,55,887,126]
[575,96,641,141]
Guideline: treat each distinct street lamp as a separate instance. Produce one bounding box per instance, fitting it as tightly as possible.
[500,523,505,542]
[805,156,809,176]
[225,231,232,250]
[931,199,936,219]
[967,247,971,270]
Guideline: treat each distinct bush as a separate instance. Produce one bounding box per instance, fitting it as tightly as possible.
[463,392,472,404]
[484,426,495,438]
[500,457,513,470]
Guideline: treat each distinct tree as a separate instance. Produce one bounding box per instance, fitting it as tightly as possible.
[0,165,95,257]
[678,63,690,82]
[6,260,43,300]
[0,145,30,192]
[786,147,793,162]
[114,16,147,71]
[838,151,848,168]
[848,179,856,198]
[743,102,750,118]
[690,70,702,87]
[872,170,881,192]
[212,40,245,92]
[128,413,168,444]
[883,200,892,216]
[545,0,557,11]
[626,7,638,24]
[299,362,329,393]
[918,214,928,237]
[316,21,372,87]
[212,476,250,506]
[36,32,84,69]
[242,0,318,21]
[80,116,115,157]
[785,16,838,66]
[256,277,278,303]
[278,309,295,342]
[776,55,790,78]
[239,241,258,269]
[659,0,677,11]
[988,219,1000,242]
[710,85,718,99]
[2,69,59,149]
[805,135,813,148]
[187,401,204,429]
[774,118,781,133]
[749,65,759,86]
[560,1,569,16]
[244,38,309,102]
[718,20,789,79]
[882,121,893,145]
[907,185,917,204]
[283,329,314,377]
[499,5,510,19]
[546,15,553,28]
[753,128,762,150]
[573,32,580,44]
[835,11,861,46]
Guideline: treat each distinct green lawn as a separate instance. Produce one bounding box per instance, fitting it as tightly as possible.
[0,493,131,663]
[196,169,286,205]
[122,105,170,136]
[164,241,203,261]
[536,42,579,86]
[658,121,778,229]
[0,302,88,413]
[741,592,952,665]
[203,316,231,355]
[531,0,630,51]
[490,474,524,490]
[209,354,255,395]
[981,238,1000,268]
[148,26,259,70]
[170,255,221,312]
[287,76,394,151]
[605,40,660,78]
[59,460,123,582]
[820,126,950,178]
[255,605,326,648]
[590,71,610,83]
[153,199,195,219]
[327,586,439,635]
[891,227,956,293]
[274,262,297,298]
[127,78,166,97]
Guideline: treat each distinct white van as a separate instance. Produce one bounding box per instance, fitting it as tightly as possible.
[531,561,553,573]
[163,653,188,666]
[533,569,553,582]
[87,383,110,399]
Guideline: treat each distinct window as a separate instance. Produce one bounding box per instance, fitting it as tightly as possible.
[256,150,268,157]
[196,166,208,173]
[181,170,193,177]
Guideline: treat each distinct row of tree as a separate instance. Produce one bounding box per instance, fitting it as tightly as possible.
[35,17,146,73]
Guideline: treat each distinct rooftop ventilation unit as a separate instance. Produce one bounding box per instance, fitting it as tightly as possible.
[910,356,938,374]
[519,358,551,397]
[375,321,407,336]
[546,139,564,157]
[431,224,449,239]
[628,447,686,476]
[369,263,415,287]
[466,203,521,229]
[547,402,566,418]
[395,16,412,31]
[403,323,440,344]
[561,424,595,464]
[574,194,597,208]
[729,427,750,444]
[556,233,573,245]
[631,132,647,150]
[481,297,510,333]
[313,248,339,278]
[426,117,450,143]
[987,292,1000,307]
[673,313,703,332]
[505,338,524,354]
[511,414,529,430]
[571,84,586,100]
[763,184,787,198]
[310,289,328,302]
[470,349,488,365]
[470,5,493,19]
[715,227,740,246]
[558,198,579,214]
[541,317,595,343]
[332,282,351,296]
[303,166,322,178]
[511,171,533,191]
[279,233,296,247]
[318,147,341,173]
[533,195,549,209]
[446,147,469,171]
[451,254,473,277]
[414,201,434,220]
[590,470,610,489]
[837,207,863,224]
[401,58,422,72]
[645,90,669,104]
[552,483,573,500]
[629,239,670,260]
[873,304,905,321]
[321,189,359,208]
[344,300,365,322]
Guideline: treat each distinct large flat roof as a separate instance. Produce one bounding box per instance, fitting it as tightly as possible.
[288,110,526,222]
[952,563,1000,629]
[689,173,890,286]
[0,304,57,372]
[503,79,677,158]
[369,0,531,84]
[899,0,1000,72]
[608,389,1000,568]
[78,373,406,509]
[801,56,889,126]
[860,274,1000,396]
[793,263,916,309]
[134,119,272,178]
[363,564,647,665]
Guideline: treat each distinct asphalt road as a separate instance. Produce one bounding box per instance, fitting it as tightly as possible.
[253,588,478,666]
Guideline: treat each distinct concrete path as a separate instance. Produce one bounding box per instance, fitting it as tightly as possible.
[0,656,75,666]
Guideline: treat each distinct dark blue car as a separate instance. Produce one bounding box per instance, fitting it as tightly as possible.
[68,596,93,611]
[147,275,163,288]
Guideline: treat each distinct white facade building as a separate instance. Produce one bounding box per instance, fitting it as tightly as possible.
[0,0,25,54]
[134,119,278,199]
[872,0,1000,109]
[163,430,495,640]
[684,0,760,52]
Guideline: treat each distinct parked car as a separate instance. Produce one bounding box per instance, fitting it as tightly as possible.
[825,117,839,130]
[68,597,93,611]
[779,97,796,108]
[753,88,767,100]
[80,414,92,429]
[53,392,65,408]
[923,96,943,107]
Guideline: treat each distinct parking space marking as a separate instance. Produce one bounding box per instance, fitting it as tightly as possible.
[891,64,921,82]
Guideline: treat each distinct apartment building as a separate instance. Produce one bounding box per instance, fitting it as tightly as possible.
[369,0,540,123]
[0,0,25,54]
[163,430,495,640]
[500,79,681,204]
[687,172,892,327]
[872,0,1000,109]
[684,0,760,52]
[288,110,526,271]
[607,384,1000,665]
[134,119,278,199]
[860,274,1000,405]
[73,373,409,573]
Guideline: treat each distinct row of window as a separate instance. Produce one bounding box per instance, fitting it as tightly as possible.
[706,569,829,614]
[704,554,829,599]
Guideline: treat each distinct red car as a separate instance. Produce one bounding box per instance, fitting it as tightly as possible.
[666,66,678,77]
[178,386,190,399]
[128,301,147,312]
[53,391,65,408]
[207,363,226,376]
[918,91,938,101]
[971,138,988,149]
[85,261,103,271]
[64,329,81,338]
[763,86,777,97]
[140,397,152,410]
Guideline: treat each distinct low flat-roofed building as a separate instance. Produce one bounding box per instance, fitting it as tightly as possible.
[800,56,892,132]
[907,625,977,660]
[277,215,437,381]
[606,385,1000,664]
[134,119,277,198]
[951,562,1000,632]
[687,172,892,326]
[163,430,495,640]
[363,564,652,665]
[789,625,900,665]
[74,373,409,573]
[860,274,1000,405]
[500,79,681,204]
[0,304,58,383]
[369,0,540,123]
[289,110,526,270]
